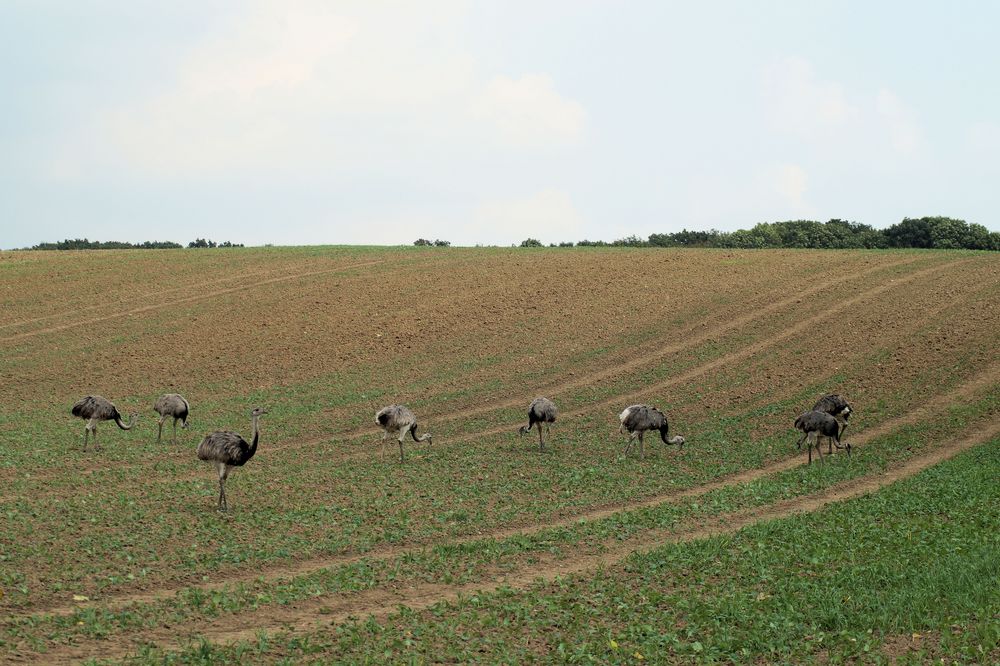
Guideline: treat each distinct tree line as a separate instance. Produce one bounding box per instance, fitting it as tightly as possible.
[521,217,999,251]
[23,238,243,250]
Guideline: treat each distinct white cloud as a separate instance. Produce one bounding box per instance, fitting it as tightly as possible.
[875,88,924,156]
[771,163,809,208]
[762,57,859,136]
[967,121,1000,152]
[470,74,587,147]
[47,2,585,181]
[471,189,584,245]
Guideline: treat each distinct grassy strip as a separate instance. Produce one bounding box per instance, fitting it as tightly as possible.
[4,388,996,656]
[116,421,1000,664]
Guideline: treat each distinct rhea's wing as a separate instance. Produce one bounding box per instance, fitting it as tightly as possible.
[197,431,249,463]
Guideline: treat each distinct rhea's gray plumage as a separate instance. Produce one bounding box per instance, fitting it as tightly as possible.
[375,404,432,462]
[153,393,190,445]
[197,407,267,511]
[794,410,848,465]
[812,393,853,449]
[618,404,685,459]
[71,395,137,452]
[518,397,557,452]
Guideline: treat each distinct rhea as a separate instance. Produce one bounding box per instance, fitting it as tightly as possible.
[812,393,852,450]
[71,395,137,451]
[375,405,432,462]
[196,407,267,512]
[618,404,685,459]
[794,410,848,465]
[518,397,558,451]
[153,393,190,445]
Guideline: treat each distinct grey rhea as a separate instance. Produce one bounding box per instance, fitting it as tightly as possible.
[71,395,138,452]
[793,410,848,465]
[812,393,853,451]
[375,404,432,462]
[153,393,190,445]
[518,397,558,451]
[618,404,685,459]
[196,407,267,511]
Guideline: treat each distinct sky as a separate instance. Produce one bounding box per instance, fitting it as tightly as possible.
[2,1,999,248]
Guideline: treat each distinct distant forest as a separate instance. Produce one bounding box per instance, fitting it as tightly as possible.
[518,217,999,251]
[23,238,243,250]
[19,216,998,252]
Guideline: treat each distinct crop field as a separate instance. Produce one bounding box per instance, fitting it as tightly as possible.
[1,246,999,664]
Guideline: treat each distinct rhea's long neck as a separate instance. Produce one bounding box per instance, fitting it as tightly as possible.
[248,414,261,459]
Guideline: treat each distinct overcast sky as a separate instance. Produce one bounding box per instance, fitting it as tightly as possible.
[2,1,998,248]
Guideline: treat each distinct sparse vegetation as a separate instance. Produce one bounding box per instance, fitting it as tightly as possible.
[0,246,997,663]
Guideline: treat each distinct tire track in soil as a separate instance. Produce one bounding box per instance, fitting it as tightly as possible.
[257,254,975,459]
[0,260,385,344]
[39,412,1000,664]
[0,263,316,332]
[328,255,928,442]
[13,359,996,627]
[0,256,965,489]
[162,254,957,472]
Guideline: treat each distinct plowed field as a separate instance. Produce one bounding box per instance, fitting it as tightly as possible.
[1,246,998,663]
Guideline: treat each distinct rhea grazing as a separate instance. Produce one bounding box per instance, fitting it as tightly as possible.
[618,404,685,459]
[375,405,432,462]
[812,393,853,450]
[794,410,848,464]
[71,395,137,451]
[518,397,557,451]
[196,407,266,512]
[153,393,190,445]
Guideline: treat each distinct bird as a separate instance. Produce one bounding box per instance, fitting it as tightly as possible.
[153,393,190,445]
[71,395,137,451]
[196,407,267,512]
[375,405,432,462]
[812,393,853,451]
[518,397,558,452]
[618,404,685,459]
[793,410,848,464]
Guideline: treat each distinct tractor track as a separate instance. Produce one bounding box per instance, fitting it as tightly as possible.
[9,359,996,628]
[30,409,1000,664]
[0,260,385,344]
[0,263,318,333]
[0,256,973,490]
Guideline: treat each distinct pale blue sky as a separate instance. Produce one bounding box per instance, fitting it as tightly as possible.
[2,1,998,248]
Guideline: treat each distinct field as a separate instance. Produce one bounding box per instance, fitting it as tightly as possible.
[1,246,998,664]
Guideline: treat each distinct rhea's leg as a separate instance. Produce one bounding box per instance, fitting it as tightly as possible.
[380,431,387,461]
[157,417,164,443]
[639,432,645,460]
[172,418,179,445]
[538,424,544,452]
[398,439,405,463]
[93,424,101,451]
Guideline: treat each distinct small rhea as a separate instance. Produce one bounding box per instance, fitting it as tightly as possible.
[71,395,138,451]
[618,404,685,459]
[153,393,190,445]
[196,407,267,512]
[793,410,849,465]
[375,404,432,462]
[812,393,853,451]
[518,397,558,452]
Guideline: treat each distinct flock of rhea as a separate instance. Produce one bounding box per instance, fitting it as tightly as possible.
[70,389,853,512]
